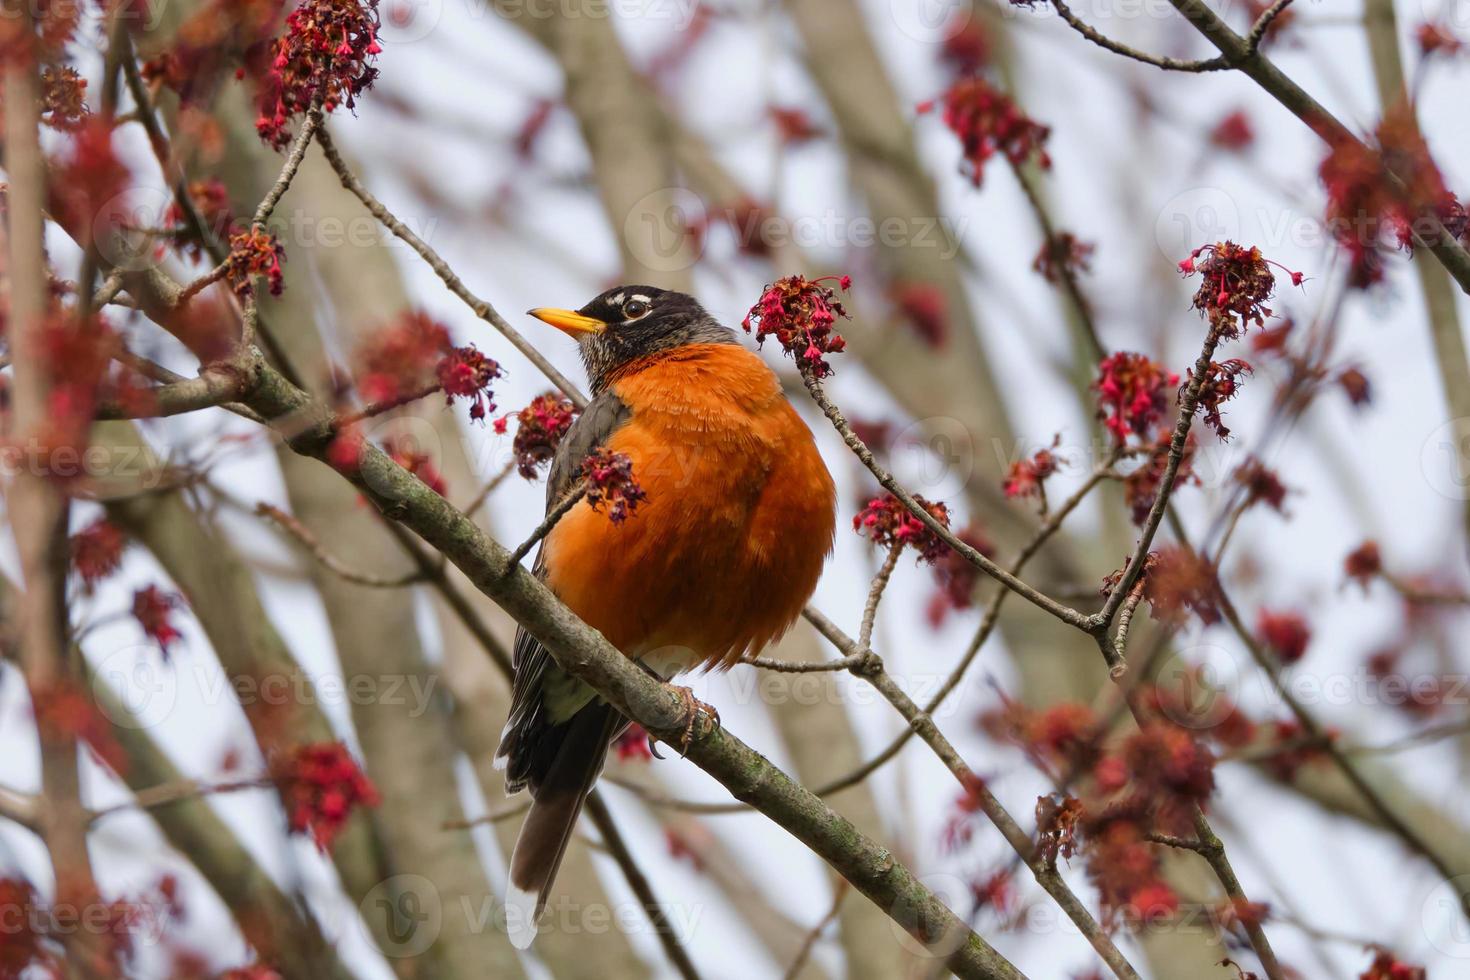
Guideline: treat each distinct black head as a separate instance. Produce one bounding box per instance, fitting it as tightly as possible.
[528,286,736,393]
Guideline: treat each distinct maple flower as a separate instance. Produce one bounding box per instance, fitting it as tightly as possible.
[133,585,185,655]
[889,281,947,347]
[224,227,286,297]
[1233,457,1288,512]
[272,741,381,851]
[926,525,994,627]
[1187,358,1253,439]
[769,106,823,146]
[853,493,951,564]
[1360,948,1426,980]
[384,436,447,497]
[500,394,579,478]
[1256,609,1311,664]
[256,0,382,149]
[40,65,87,130]
[1032,232,1095,283]
[581,448,646,524]
[0,877,49,977]
[613,723,652,763]
[1003,438,1062,500]
[1179,241,1298,340]
[165,178,237,261]
[1319,106,1460,287]
[1123,431,1198,525]
[32,682,125,771]
[743,274,851,379]
[71,518,127,594]
[1095,352,1178,444]
[1338,366,1372,406]
[1344,540,1382,589]
[1208,110,1255,152]
[1117,547,1221,626]
[48,120,130,251]
[436,345,502,423]
[1416,21,1463,57]
[354,310,452,404]
[327,425,366,471]
[939,15,991,75]
[920,76,1050,187]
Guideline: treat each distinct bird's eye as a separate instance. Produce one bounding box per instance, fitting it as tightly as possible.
[622,299,651,320]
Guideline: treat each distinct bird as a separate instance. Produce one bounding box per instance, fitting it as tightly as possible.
[494,285,836,949]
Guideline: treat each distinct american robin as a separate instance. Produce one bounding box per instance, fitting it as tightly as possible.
[494,285,836,948]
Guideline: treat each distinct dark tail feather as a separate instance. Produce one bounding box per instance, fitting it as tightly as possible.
[504,701,623,949]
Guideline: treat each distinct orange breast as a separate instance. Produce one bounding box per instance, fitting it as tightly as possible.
[541,344,836,672]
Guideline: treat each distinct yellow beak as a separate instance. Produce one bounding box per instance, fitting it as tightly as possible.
[528,307,606,337]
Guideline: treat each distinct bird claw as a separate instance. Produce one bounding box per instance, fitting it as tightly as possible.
[665,684,720,756]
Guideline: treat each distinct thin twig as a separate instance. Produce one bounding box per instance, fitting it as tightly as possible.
[255,502,427,589]
[781,881,848,980]
[461,459,517,520]
[584,793,703,980]
[314,123,590,409]
[1047,0,1229,72]
[89,776,275,824]
[504,484,586,570]
[801,372,1089,630]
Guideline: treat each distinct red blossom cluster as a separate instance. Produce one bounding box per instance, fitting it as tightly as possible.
[1256,609,1311,664]
[384,436,447,497]
[141,0,281,105]
[1338,366,1373,407]
[1122,432,1198,525]
[1095,352,1178,444]
[436,345,502,423]
[1360,948,1426,980]
[1208,110,1255,153]
[47,120,130,252]
[34,310,137,478]
[1344,540,1382,589]
[1109,547,1221,626]
[1003,437,1061,501]
[32,682,125,772]
[133,585,185,655]
[1188,358,1253,440]
[495,394,580,479]
[1233,457,1289,513]
[1032,232,1095,283]
[742,274,851,378]
[71,518,127,594]
[940,15,991,75]
[889,282,947,347]
[926,525,995,627]
[613,723,652,763]
[0,877,51,977]
[853,493,951,564]
[580,448,646,524]
[351,311,502,421]
[224,227,286,297]
[1179,241,1298,340]
[165,178,238,261]
[769,106,823,146]
[39,65,87,131]
[257,0,382,149]
[920,77,1050,187]
[354,310,452,404]
[985,698,1219,928]
[1416,21,1463,57]
[273,741,380,850]
[1319,106,1466,287]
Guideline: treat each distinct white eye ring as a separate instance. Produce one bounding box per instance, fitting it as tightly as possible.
[622,299,651,320]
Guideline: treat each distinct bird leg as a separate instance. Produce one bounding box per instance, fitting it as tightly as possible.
[664,684,720,756]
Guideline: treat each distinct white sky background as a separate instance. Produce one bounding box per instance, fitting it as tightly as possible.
[4,0,1470,976]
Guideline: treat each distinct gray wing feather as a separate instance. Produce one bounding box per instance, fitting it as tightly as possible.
[496,390,632,791]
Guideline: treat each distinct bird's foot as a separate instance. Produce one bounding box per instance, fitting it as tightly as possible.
[665,684,720,756]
